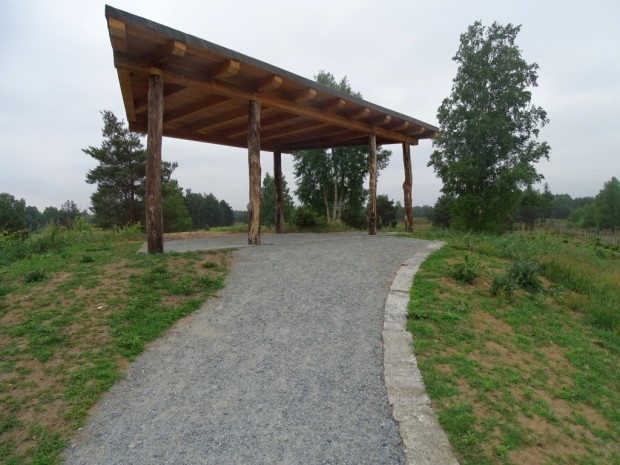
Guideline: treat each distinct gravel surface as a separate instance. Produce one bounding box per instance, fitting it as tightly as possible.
[64,232,432,465]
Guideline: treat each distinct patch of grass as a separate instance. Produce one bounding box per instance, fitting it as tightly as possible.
[0,224,231,464]
[406,231,620,464]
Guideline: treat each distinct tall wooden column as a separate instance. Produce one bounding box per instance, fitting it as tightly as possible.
[368,133,378,235]
[146,72,164,254]
[274,150,284,233]
[247,100,262,245]
[402,142,413,233]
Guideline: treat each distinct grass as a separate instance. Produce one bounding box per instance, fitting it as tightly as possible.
[404,225,620,464]
[0,224,231,464]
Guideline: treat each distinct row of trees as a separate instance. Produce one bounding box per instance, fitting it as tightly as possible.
[0,195,84,233]
[28,20,611,236]
[567,177,620,231]
[83,111,234,233]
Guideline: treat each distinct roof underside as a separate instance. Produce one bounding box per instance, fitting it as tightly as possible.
[105,5,438,153]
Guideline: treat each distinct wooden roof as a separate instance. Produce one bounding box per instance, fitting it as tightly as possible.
[105,6,438,153]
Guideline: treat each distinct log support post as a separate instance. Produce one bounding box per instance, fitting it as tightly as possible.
[146,73,164,253]
[274,150,284,233]
[368,133,378,235]
[402,142,413,233]
[248,100,262,245]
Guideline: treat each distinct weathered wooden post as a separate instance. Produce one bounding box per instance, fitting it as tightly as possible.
[274,150,284,233]
[368,133,378,235]
[146,72,164,253]
[248,100,262,245]
[402,142,413,233]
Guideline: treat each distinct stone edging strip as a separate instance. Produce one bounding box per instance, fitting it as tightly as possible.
[383,241,460,465]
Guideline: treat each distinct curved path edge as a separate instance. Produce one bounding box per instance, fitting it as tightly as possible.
[383,241,460,465]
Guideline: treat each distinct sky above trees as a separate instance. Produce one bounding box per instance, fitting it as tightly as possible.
[1,0,618,212]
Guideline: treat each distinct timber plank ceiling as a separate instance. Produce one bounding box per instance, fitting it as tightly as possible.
[105,5,438,153]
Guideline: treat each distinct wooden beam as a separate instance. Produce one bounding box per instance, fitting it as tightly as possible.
[213,59,240,80]
[274,150,284,234]
[402,143,413,233]
[112,54,416,144]
[146,74,164,253]
[260,120,327,142]
[256,75,283,93]
[134,84,186,114]
[322,98,346,112]
[220,111,297,139]
[248,100,261,245]
[347,107,370,120]
[144,40,186,67]
[372,114,392,126]
[292,88,316,103]
[108,18,127,52]
[117,70,136,122]
[185,107,249,133]
[163,95,229,123]
[368,133,378,235]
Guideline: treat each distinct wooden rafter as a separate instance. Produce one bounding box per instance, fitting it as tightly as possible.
[163,95,230,124]
[292,88,317,103]
[256,75,283,93]
[213,59,240,80]
[108,18,127,52]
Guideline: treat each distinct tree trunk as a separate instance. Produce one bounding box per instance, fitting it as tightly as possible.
[332,178,338,222]
[146,73,164,253]
[402,143,413,233]
[247,100,261,245]
[368,134,378,235]
[273,150,284,233]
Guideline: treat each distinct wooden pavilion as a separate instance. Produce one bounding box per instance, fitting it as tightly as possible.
[104,6,438,253]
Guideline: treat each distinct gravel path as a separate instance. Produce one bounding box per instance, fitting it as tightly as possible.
[64,233,434,465]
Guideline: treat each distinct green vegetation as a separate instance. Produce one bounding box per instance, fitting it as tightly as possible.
[0,223,230,464]
[405,229,619,464]
[429,21,550,233]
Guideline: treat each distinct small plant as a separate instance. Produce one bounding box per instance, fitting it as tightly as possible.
[449,254,479,284]
[507,260,541,292]
[24,269,45,283]
[81,255,95,263]
[490,273,515,298]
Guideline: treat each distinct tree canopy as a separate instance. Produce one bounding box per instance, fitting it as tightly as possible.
[293,71,390,225]
[429,21,550,232]
[260,172,295,227]
[84,110,181,229]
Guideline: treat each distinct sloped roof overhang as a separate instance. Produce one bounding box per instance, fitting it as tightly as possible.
[105,5,438,153]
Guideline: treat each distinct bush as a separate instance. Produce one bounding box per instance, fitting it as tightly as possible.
[507,260,541,292]
[490,273,515,298]
[294,206,319,229]
[24,269,45,283]
[449,255,479,284]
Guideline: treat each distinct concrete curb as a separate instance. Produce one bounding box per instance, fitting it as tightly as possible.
[383,241,460,465]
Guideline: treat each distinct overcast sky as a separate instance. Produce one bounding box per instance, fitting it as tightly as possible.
[1,0,618,212]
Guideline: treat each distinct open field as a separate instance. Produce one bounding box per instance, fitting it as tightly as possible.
[404,229,620,464]
[0,225,231,465]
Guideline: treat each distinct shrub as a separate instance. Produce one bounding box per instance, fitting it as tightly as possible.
[507,260,541,292]
[24,269,45,283]
[81,255,95,263]
[294,206,319,229]
[490,273,515,298]
[449,255,479,284]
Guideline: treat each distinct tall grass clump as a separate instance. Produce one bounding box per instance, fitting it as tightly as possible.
[0,220,145,267]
